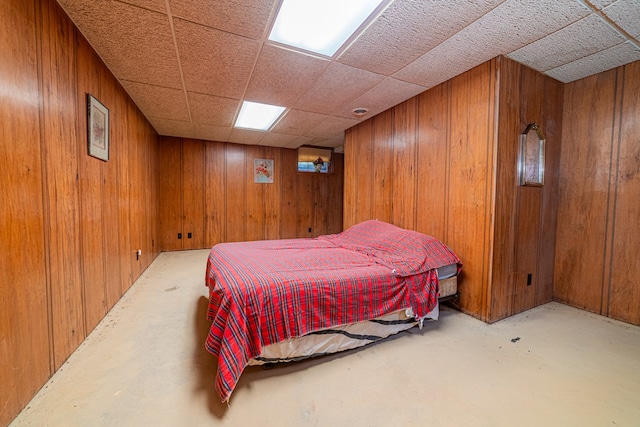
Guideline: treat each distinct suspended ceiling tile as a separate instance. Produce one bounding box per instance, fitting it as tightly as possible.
[244,45,330,106]
[147,117,193,137]
[294,62,384,114]
[57,0,182,88]
[392,40,492,89]
[119,0,166,13]
[120,81,189,121]
[270,109,327,136]
[602,0,640,38]
[546,41,640,82]
[286,135,332,149]
[192,124,232,142]
[309,138,345,148]
[174,19,260,98]
[306,116,360,140]
[338,0,502,76]
[335,77,426,119]
[589,0,619,9]
[507,14,626,72]
[187,92,239,128]
[394,0,590,87]
[168,0,275,39]
[228,128,266,145]
[258,132,299,148]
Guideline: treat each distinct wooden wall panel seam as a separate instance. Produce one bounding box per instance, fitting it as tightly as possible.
[34,0,56,375]
[603,66,624,318]
[482,58,498,322]
[444,82,451,246]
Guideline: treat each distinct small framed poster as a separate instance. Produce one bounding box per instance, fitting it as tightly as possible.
[87,94,109,161]
[254,159,274,183]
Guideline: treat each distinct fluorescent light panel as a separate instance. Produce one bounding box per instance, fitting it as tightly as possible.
[235,101,286,131]
[269,0,386,57]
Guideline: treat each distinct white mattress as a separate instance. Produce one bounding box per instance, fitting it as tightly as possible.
[249,267,458,366]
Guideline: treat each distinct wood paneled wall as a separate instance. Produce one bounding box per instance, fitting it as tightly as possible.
[344,57,563,323]
[554,60,640,326]
[0,0,159,425]
[490,58,564,321]
[158,137,344,250]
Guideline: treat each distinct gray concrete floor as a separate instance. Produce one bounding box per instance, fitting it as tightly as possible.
[10,249,640,426]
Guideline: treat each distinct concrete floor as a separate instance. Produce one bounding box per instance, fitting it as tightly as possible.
[10,249,640,427]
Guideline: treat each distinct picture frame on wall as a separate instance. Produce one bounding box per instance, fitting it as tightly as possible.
[87,94,109,161]
[254,158,274,183]
[518,122,545,186]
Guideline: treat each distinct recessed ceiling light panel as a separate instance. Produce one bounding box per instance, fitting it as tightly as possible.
[234,101,286,131]
[269,0,388,57]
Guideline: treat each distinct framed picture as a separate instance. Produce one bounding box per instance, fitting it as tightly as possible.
[518,123,545,186]
[254,159,274,183]
[87,94,109,161]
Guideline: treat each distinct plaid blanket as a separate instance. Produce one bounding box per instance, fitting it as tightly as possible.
[205,220,461,402]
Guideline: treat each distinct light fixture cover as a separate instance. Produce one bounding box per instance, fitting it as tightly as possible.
[269,0,386,57]
[235,101,286,131]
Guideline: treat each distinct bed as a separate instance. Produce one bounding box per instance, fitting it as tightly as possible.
[204,220,461,402]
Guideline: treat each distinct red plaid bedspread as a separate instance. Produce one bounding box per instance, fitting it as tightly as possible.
[204,220,461,402]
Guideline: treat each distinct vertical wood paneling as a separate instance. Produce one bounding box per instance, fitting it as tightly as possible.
[416,83,449,241]
[127,104,140,271]
[159,141,343,248]
[512,187,541,313]
[313,174,329,236]
[158,137,182,251]
[246,145,265,241]
[512,64,547,316]
[534,69,563,307]
[143,121,158,264]
[101,70,124,311]
[76,33,106,333]
[182,139,205,248]
[554,70,617,312]
[38,0,85,368]
[342,129,357,229]
[2,0,160,422]
[0,1,50,424]
[343,57,562,323]
[225,144,246,242]
[608,61,640,324]
[326,153,344,235]
[372,110,394,223]
[447,62,495,318]
[205,140,226,246]
[116,91,133,292]
[490,57,520,321]
[296,171,315,237]
[354,120,374,224]
[280,148,299,238]
[488,57,563,322]
[263,147,281,240]
[392,98,418,229]
[515,66,546,314]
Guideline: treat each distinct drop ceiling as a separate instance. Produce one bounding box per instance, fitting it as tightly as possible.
[56,0,640,150]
